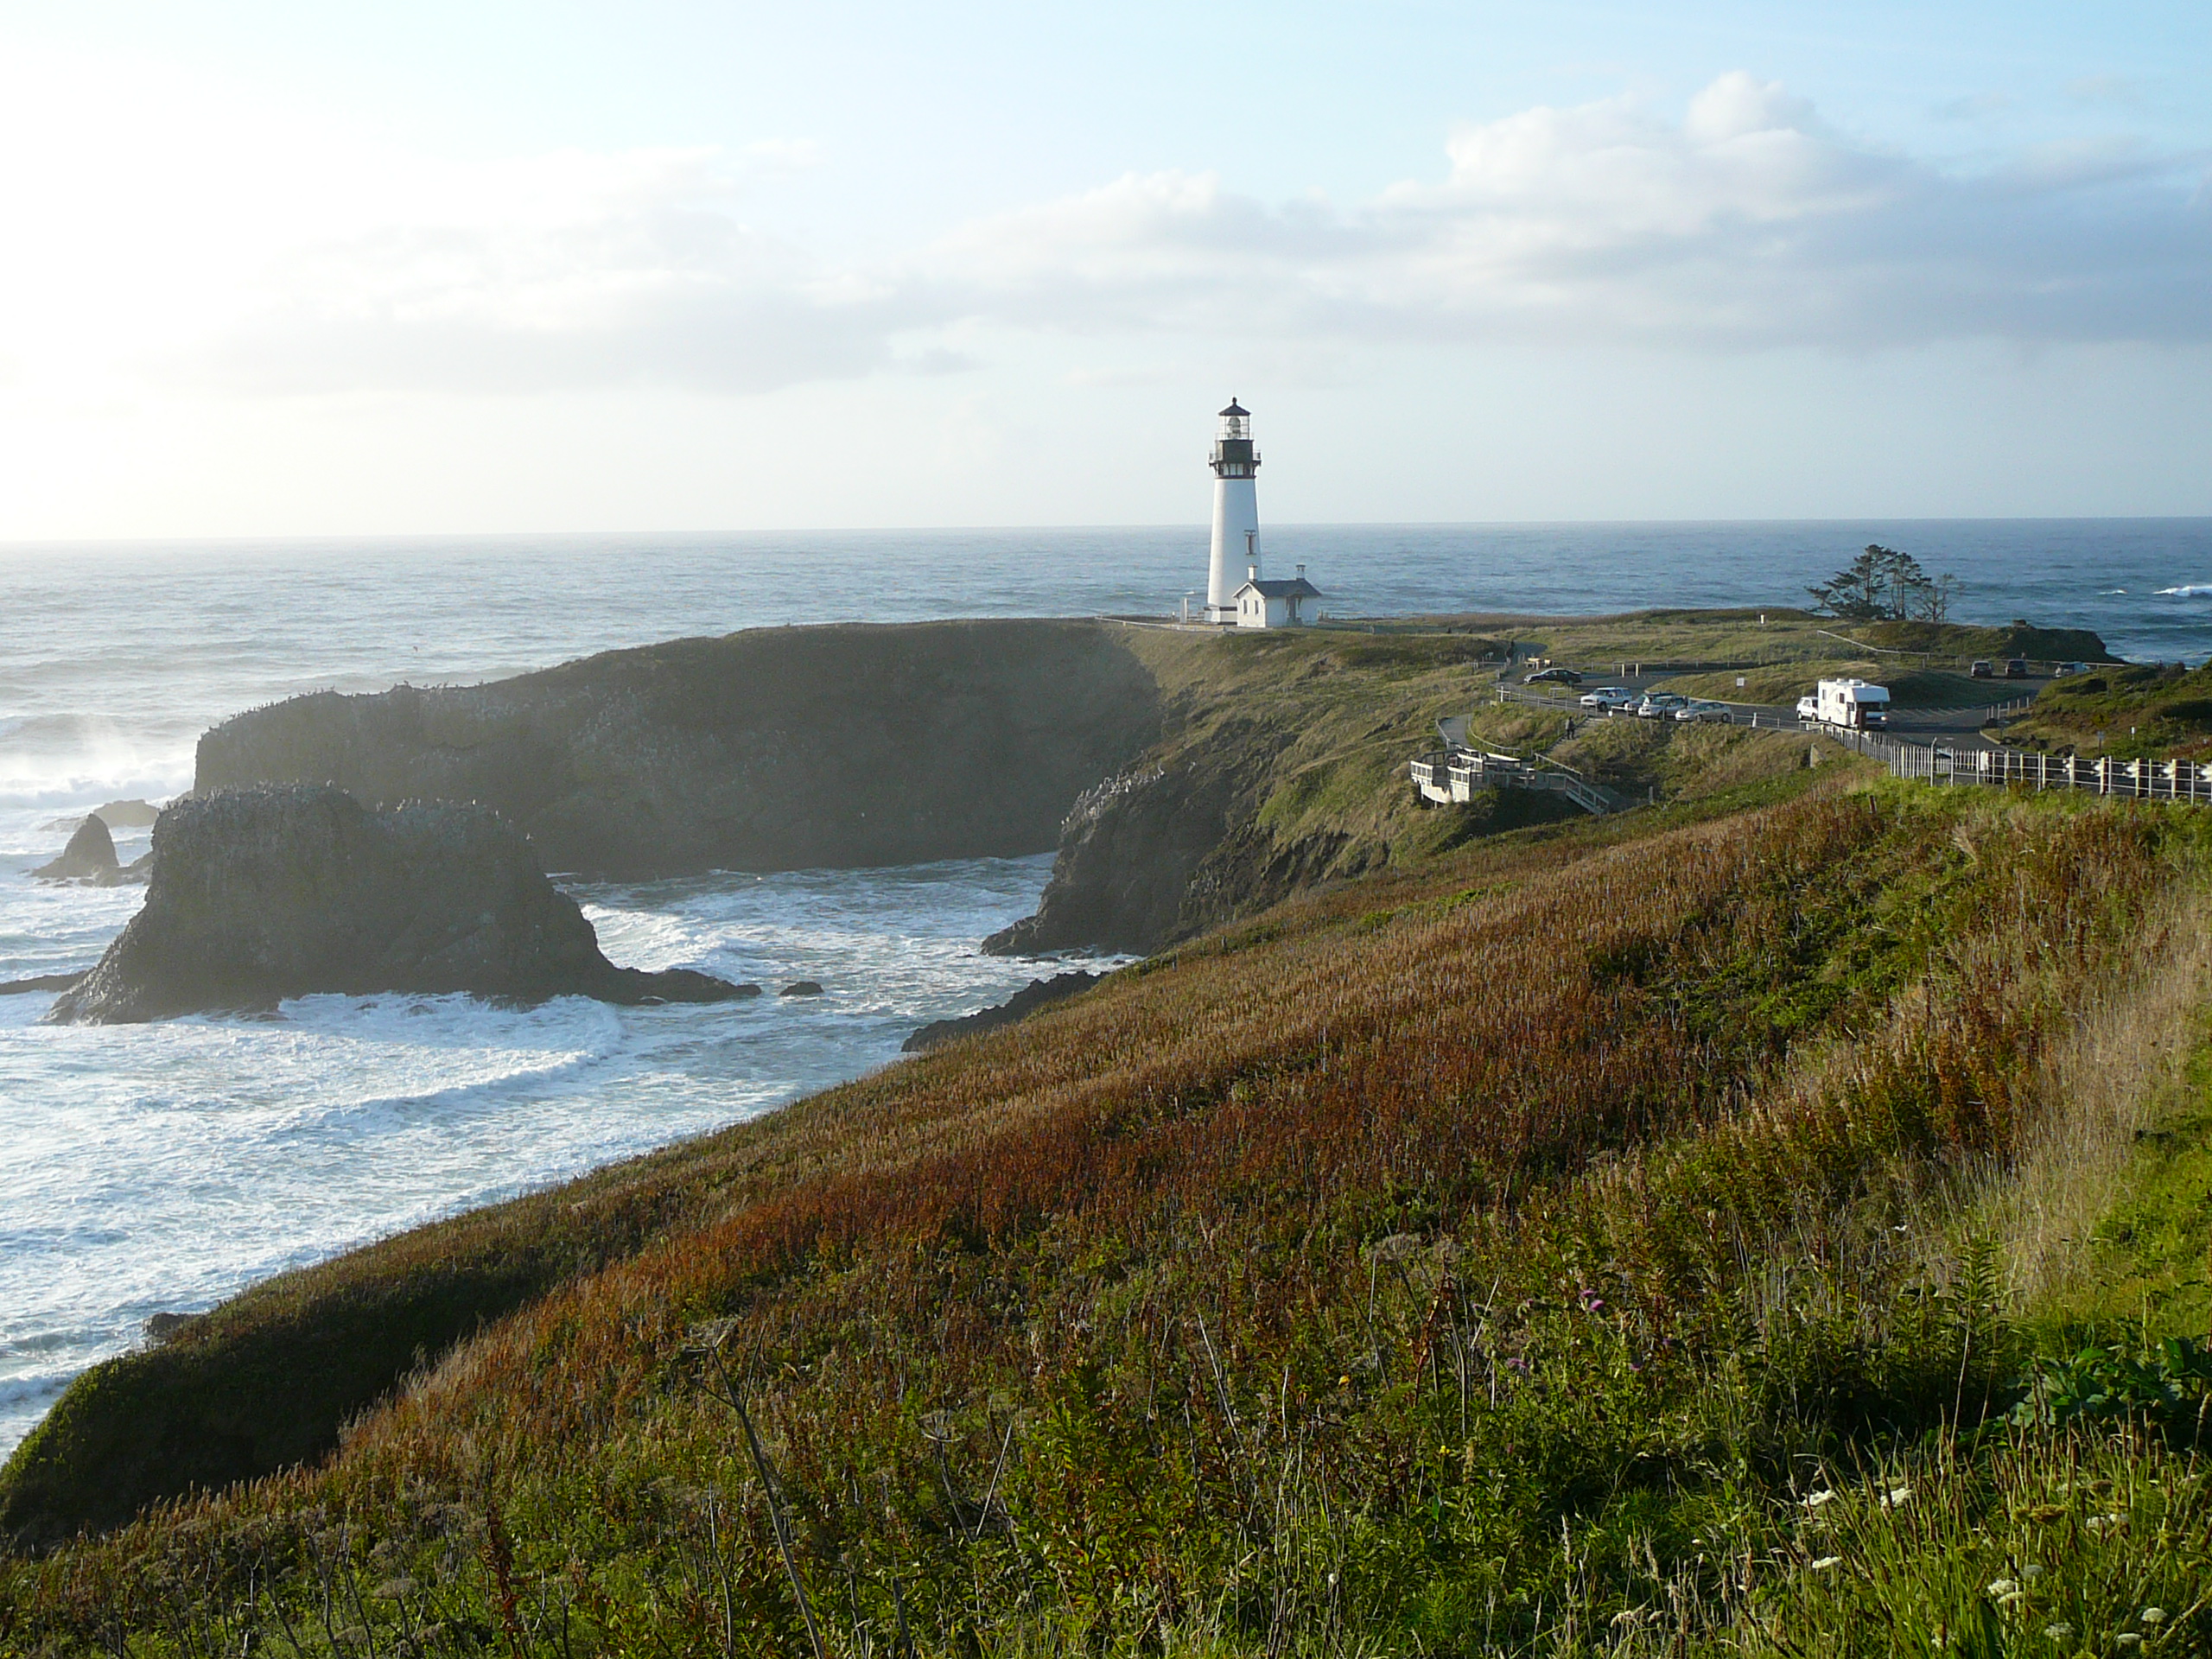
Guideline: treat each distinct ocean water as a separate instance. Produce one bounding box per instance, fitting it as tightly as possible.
[3,519,2209,1457]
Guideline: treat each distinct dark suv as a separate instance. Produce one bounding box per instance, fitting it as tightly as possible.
[2005,658,2029,679]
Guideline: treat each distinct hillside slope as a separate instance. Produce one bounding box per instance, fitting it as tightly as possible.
[10,771,2209,1656]
[986,627,1554,954]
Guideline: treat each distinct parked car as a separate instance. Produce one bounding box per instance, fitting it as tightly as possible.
[1634,693,1688,719]
[1796,695,1821,724]
[1674,700,1733,723]
[2005,658,2030,678]
[1524,667,1583,685]
[1578,685,1633,709]
[2054,662,2085,677]
[1970,659,1993,678]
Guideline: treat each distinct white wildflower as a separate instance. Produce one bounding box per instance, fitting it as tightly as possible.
[2116,1636,2143,1649]
[1808,1556,1842,1571]
[2021,1564,2045,1580]
[1803,1489,1837,1509]
[1986,1579,2020,1598]
[2141,1607,2167,1624]
[1881,1485,1912,1510]
[2043,1624,2073,1642]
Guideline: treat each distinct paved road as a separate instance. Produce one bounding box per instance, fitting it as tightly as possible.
[1500,671,2047,753]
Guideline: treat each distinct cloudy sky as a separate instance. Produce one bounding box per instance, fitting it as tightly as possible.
[1,0,2207,537]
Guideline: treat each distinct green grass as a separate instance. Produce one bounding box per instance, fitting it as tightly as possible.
[2041,1014,2212,1343]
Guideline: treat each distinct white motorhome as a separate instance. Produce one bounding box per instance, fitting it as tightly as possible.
[1805,677,1890,729]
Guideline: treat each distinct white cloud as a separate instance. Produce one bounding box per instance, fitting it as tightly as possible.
[180,149,918,394]
[3,61,2204,405]
[925,72,2212,352]
[0,52,912,398]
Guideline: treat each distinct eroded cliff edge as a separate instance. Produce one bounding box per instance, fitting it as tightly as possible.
[198,620,1573,958]
[197,620,1165,880]
[986,628,1556,955]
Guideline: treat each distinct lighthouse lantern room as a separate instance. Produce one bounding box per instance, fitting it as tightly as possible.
[1205,399,1261,623]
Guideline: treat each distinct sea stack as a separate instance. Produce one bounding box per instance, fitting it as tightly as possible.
[33,815,119,880]
[48,785,759,1023]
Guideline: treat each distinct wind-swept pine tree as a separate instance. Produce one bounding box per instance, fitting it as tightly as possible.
[1808,544,1948,620]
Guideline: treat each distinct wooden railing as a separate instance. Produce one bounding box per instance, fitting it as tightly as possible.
[1411,747,1618,816]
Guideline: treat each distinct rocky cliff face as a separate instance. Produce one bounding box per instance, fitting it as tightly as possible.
[984,630,1579,958]
[49,786,754,1023]
[982,764,1240,955]
[189,620,1548,961]
[196,620,1164,879]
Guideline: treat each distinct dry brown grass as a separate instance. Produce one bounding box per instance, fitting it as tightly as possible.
[1981,889,2212,1308]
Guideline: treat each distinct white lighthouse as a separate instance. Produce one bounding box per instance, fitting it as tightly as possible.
[1205,398,1261,623]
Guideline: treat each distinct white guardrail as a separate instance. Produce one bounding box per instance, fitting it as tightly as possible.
[1455,684,2211,808]
[1822,727,2212,804]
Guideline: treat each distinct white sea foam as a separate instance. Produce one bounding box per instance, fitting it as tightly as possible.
[0,847,1067,1457]
[2157,583,2212,597]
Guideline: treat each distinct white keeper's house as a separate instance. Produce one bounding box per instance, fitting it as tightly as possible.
[1232,565,1322,629]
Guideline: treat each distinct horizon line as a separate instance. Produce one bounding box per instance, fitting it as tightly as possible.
[7,513,2212,552]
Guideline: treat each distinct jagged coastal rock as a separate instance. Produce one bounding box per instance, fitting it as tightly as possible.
[901,969,1102,1052]
[32,815,118,880]
[37,799,160,835]
[983,768,1238,956]
[91,798,160,829]
[48,785,758,1024]
[195,620,1164,879]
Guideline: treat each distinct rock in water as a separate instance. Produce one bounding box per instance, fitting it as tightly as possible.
[779,981,824,997]
[47,785,760,1024]
[92,798,160,829]
[0,973,86,996]
[902,970,1101,1052]
[32,814,119,880]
